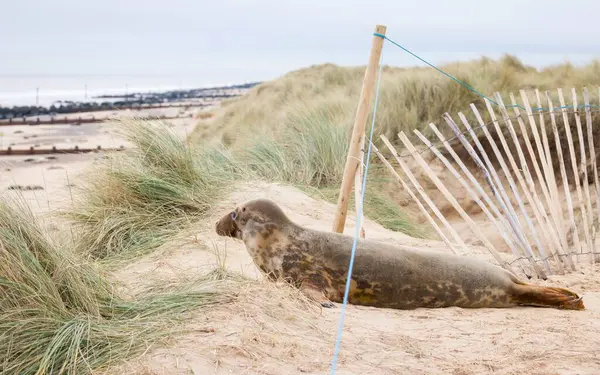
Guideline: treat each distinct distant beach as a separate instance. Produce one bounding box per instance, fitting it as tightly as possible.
[0,77,257,163]
[0,80,260,123]
[0,75,259,107]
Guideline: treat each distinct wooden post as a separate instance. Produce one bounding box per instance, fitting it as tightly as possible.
[354,132,367,238]
[332,24,386,233]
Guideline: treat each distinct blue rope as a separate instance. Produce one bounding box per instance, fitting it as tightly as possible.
[329,47,385,375]
[373,32,600,112]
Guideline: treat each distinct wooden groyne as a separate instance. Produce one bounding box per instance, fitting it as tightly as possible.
[1,81,260,121]
[0,114,190,126]
[0,102,208,123]
[0,145,125,156]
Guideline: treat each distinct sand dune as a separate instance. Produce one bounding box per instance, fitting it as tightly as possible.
[108,181,600,375]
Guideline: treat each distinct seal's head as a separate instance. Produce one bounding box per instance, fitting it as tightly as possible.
[215,198,292,241]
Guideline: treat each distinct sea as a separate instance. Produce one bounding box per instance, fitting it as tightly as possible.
[0,76,238,108]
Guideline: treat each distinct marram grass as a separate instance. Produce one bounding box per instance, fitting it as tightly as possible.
[0,194,237,374]
[67,116,425,263]
[242,105,349,188]
[191,56,600,151]
[239,106,426,238]
[65,118,244,261]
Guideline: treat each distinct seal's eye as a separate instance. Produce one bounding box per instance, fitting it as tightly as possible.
[231,211,237,220]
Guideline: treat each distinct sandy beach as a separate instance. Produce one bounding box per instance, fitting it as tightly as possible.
[104,180,600,375]
[0,101,209,222]
[1,94,599,375]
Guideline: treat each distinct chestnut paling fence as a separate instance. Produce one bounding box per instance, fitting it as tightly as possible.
[328,28,600,374]
[373,87,600,280]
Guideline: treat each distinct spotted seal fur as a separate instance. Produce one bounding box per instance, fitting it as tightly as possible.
[215,198,585,310]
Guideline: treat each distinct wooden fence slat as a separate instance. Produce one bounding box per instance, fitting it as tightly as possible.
[397,130,522,276]
[445,112,543,276]
[546,91,581,265]
[414,128,511,248]
[534,89,569,260]
[370,142,459,254]
[445,112,541,275]
[425,122,519,253]
[571,88,595,264]
[456,112,531,255]
[519,91,566,242]
[510,93,555,222]
[483,96,552,275]
[558,88,592,262]
[494,93,560,269]
[517,92,572,270]
[584,87,600,246]
[467,103,544,273]
[534,89,556,175]
[378,135,467,253]
[415,126,531,276]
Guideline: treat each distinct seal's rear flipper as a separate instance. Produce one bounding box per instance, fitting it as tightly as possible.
[512,284,585,310]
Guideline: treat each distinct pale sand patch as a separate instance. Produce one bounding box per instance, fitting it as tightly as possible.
[0,106,200,152]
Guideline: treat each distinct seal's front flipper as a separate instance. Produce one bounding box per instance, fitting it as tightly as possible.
[300,283,336,308]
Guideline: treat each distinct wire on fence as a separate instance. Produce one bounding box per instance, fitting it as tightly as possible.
[373,32,600,112]
[367,108,600,161]
[507,251,600,266]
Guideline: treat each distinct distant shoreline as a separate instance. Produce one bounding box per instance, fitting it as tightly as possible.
[0,82,261,120]
[90,82,260,99]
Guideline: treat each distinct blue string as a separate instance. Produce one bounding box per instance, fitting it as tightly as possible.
[329,46,385,375]
[373,32,600,112]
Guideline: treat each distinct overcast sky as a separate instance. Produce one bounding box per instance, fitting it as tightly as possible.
[2,0,600,96]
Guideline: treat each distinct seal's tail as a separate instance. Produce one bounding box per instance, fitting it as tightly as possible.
[511,283,585,310]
